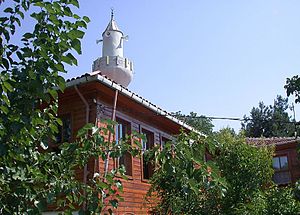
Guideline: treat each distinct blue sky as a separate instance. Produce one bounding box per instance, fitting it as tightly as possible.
[5,0,300,131]
[70,0,300,131]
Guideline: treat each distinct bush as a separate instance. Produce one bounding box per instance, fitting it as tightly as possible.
[215,129,274,213]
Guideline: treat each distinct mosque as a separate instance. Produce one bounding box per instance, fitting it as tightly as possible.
[49,11,193,214]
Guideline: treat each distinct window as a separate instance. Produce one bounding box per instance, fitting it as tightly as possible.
[56,115,72,143]
[51,115,72,153]
[142,128,155,180]
[272,155,291,184]
[116,117,132,176]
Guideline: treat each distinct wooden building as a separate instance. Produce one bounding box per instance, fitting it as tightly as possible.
[55,72,193,214]
[247,137,300,185]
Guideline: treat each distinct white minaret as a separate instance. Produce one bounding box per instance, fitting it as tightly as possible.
[92,10,133,87]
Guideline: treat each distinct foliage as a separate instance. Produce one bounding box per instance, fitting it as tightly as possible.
[214,129,274,214]
[174,111,214,135]
[147,128,300,214]
[241,95,296,137]
[265,186,300,214]
[234,186,300,215]
[53,121,141,214]
[147,131,227,215]
[0,1,140,214]
[285,75,300,103]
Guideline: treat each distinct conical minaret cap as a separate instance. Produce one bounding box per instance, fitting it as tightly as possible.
[102,10,123,35]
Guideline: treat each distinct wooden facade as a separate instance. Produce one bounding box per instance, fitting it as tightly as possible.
[55,74,192,214]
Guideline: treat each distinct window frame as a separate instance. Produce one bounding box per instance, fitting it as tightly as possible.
[272,153,291,185]
[50,113,72,152]
[115,117,133,178]
[140,126,156,182]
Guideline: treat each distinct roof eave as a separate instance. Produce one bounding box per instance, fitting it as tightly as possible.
[65,74,198,133]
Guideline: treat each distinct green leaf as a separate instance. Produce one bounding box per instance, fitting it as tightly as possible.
[57,76,66,91]
[16,51,23,60]
[23,33,34,39]
[0,105,9,114]
[68,29,84,39]
[17,11,24,19]
[3,81,13,92]
[3,29,10,41]
[98,181,109,189]
[34,2,44,7]
[109,199,119,208]
[4,7,13,13]
[49,89,58,99]
[66,53,77,65]
[54,63,64,71]
[75,20,87,29]
[2,58,9,70]
[83,16,90,23]
[2,95,10,106]
[61,55,72,65]
[70,0,79,8]
[71,39,81,54]
[77,127,87,138]
[0,17,9,22]
[15,17,21,26]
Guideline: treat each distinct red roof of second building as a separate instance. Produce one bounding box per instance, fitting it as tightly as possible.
[246,137,299,146]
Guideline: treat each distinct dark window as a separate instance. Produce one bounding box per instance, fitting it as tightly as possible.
[272,155,291,184]
[51,115,72,153]
[56,115,72,143]
[116,117,132,176]
[142,128,155,180]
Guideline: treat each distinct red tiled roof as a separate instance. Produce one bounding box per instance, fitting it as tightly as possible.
[246,137,299,146]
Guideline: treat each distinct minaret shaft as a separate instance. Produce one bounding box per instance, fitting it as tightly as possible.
[102,30,124,57]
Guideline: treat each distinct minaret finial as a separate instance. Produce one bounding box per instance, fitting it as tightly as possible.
[111,7,114,20]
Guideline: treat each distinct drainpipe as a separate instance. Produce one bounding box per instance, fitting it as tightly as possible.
[74,85,90,211]
[104,90,119,177]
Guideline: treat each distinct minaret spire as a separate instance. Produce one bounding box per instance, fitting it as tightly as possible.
[92,11,134,87]
[111,8,114,20]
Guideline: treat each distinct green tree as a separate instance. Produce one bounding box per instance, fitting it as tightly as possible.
[242,95,296,137]
[174,111,214,135]
[0,1,139,214]
[147,131,227,215]
[215,129,274,214]
[285,75,300,103]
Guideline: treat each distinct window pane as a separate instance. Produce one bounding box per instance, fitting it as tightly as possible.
[272,157,280,170]
[119,152,132,176]
[63,117,71,142]
[116,118,130,141]
[142,129,154,180]
[56,115,71,143]
[116,118,132,176]
[273,171,291,184]
[56,125,62,143]
[280,156,288,170]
